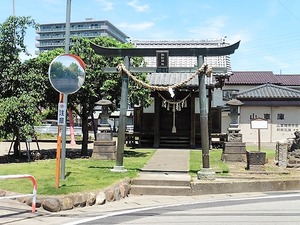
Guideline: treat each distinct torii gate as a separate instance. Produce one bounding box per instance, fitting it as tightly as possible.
[91,41,240,178]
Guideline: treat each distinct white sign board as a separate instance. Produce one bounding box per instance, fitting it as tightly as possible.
[250,118,268,129]
[57,103,67,125]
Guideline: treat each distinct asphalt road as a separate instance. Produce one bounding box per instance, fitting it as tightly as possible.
[59,192,300,225]
[1,191,300,225]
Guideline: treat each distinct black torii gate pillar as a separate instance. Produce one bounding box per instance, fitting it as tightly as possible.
[197,55,215,179]
[111,56,129,172]
[91,41,240,176]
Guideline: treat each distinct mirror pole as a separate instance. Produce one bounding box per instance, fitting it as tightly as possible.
[65,0,71,53]
[60,0,71,180]
[60,94,68,180]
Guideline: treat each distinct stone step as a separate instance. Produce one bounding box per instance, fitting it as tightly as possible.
[130,185,192,196]
[132,178,190,187]
[159,136,190,148]
[131,172,191,196]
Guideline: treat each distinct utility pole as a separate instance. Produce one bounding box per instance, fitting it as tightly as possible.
[12,0,16,16]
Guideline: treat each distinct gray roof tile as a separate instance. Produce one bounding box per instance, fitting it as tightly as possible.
[147,73,198,88]
[237,83,300,99]
[133,40,232,73]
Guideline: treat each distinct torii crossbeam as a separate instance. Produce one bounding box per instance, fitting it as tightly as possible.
[90,41,240,57]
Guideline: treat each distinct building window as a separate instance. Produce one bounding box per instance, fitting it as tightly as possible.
[222,90,239,101]
[277,113,284,120]
[264,114,270,120]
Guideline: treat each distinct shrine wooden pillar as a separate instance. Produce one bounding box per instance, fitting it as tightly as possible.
[112,56,129,172]
[190,91,196,148]
[154,92,161,148]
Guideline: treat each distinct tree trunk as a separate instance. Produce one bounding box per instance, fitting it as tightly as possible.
[13,133,20,158]
[81,109,89,156]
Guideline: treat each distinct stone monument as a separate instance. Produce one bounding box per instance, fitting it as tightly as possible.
[276,131,300,168]
[222,92,246,161]
[92,99,116,160]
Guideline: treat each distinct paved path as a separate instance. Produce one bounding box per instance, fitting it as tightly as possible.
[141,149,190,173]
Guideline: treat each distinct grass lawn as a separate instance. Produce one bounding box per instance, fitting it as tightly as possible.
[190,149,229,175]
[190,146,277,176]
[0,149,155,196]
[0,145,279,196]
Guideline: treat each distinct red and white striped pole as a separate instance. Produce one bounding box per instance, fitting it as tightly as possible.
[0,174,37,213]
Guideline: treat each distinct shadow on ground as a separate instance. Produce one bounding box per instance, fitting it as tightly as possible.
[0,149,93,164]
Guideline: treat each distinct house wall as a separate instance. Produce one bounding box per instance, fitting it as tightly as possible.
[223,84,256,92]
[238,106,300,143]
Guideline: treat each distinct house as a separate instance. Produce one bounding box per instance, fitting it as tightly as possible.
[223,72,300,143]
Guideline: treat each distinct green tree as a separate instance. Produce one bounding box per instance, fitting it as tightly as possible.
[69,36,151,156]
[33,36,151,156]
[0,16,43,157]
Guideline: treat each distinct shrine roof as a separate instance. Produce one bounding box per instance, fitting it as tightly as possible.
[132,39,234,71]
[147,73,198,88]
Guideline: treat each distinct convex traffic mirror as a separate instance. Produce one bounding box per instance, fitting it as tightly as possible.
[49,54,85,94]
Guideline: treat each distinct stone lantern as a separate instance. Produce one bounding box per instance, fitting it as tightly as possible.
[92,99,116,160]
[226,91,244,134]
[222,91,246,162]
[95,99,112,133]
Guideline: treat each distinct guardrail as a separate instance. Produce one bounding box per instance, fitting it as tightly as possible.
[0,174,37,213]
[34,125,82,135]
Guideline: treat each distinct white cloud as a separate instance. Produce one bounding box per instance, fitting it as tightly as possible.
[187,16,228,39]
[127,0,150,12]
[264,55,290,71]
[95,0,113,11]
[118,21,154,31]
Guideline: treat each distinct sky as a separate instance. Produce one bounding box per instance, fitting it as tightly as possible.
[1,0,300,74]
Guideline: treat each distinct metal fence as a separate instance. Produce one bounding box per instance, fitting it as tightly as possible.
[0,174,37,213]
[34,126,82,135]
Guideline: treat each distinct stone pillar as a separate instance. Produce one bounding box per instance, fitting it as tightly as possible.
[275,141,288,168]
[92,132,116,160]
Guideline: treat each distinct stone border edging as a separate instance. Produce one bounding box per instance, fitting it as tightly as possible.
[2,179,131,212]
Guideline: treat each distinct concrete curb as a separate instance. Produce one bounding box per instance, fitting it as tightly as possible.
[191,178,300,195]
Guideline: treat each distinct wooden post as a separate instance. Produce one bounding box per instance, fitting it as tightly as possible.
[258,128,261,152]
[55,93,63,189]
[153,92,160,148]
[190,91,195,148]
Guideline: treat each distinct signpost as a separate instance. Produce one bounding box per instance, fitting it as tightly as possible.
[250,117,268,151]
[49,53,85,188]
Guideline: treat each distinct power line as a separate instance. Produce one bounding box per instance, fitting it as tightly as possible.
[277,0,300,22]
